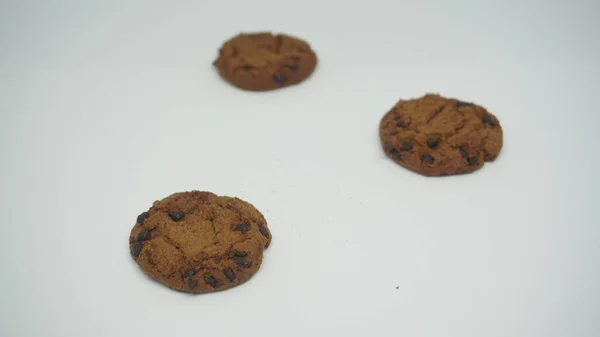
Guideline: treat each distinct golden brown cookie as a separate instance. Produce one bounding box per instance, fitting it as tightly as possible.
[129,191,272,293]
[379,94,503,176]
[213,32,317,91]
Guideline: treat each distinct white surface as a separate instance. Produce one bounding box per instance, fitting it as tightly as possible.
[1,0,599,336]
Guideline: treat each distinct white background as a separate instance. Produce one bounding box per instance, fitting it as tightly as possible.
[1,0,599,336]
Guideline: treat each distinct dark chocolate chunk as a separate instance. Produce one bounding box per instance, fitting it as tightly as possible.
[459,146,469,159]
[182,268,197,278]
[427,137,439,149]
[234,258,252,268]
[168,210,185,222]
[288,63,298,70]
[467,154,479,166]
[224,268,235,282]
[233,252,252,268]
[396,120,408,128]
[204,275,218,288]
[187,278,198,290]
[272,73,286,83]
[240,65,252,71]
[137,212,149,224]
[402,140,413,151]
[234,223,250,234]
[421,153,434,164]
[483,114,496,127]
[136,229,151,242]
[259,225,270,238]
[389,148,401,161]
[456,100,474,108]
[131,241,142,258]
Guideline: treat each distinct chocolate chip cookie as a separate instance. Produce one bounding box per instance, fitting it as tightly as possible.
[213,32,317,91]
[129,191,272,293]
[379,94,503,176]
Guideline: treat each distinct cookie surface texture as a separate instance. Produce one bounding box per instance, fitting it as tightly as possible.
[129,191,272,293]
[213,32,317,91]
[379,94,503,176]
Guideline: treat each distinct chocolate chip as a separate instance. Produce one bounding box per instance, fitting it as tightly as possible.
[234,258,252,268]
[168,210,185,222]
[272,73,286,83]
[401,140,413,151]
[187,278,198,290]
[136,212,149,224]
[240,65,252,71]
[131,241,142,258]
[396,120,408,128]
[136,229,151,242]
[204,275,218,288]
[456,100,474,108]
[288,63,298,70]
[182,268,197,278]
[467,154,479,166]
[234,223,250,234]
[427,137,439,149]
[259,225,270,238]
[483,114,496,127]
[233,252,252,268]
[224,268,235,282]
[421,153,434,165]
[232,48,238,57]
[389,148,401,161]
[459,146,469,159]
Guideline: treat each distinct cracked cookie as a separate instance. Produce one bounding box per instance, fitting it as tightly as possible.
[213,32,317,91]
[129,191,272,293]
[379,94,503,176]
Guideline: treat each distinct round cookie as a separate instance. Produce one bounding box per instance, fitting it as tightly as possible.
[379,94,503,176]
[213,32,317,91]
[129,191,272,293]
